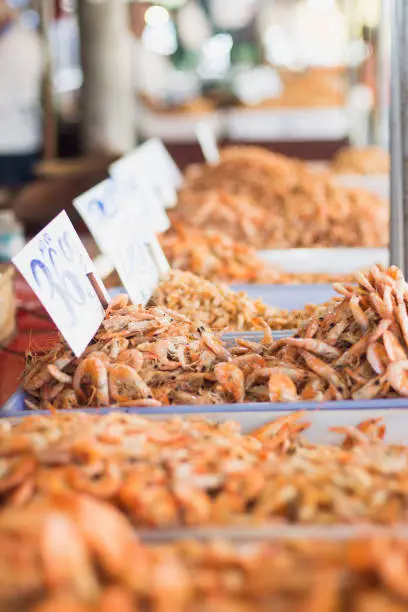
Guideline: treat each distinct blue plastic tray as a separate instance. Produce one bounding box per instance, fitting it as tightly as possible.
[229,283,336,310]
[3,388,408,420]
[110,284,337,312]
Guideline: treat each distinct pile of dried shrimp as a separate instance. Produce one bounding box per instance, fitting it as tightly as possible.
[161,224,351,284]
[174,146,388,248]
[2,411,408,527]
[2,491,408,612]
[331,146,390,175]
[21,265,408,408]
[150,270,315,332]
[266,265,408,401]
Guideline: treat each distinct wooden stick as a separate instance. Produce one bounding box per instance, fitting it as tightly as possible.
[87,272,110,310]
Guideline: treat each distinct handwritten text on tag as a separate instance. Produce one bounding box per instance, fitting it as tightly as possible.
[110,138,182,211]
[12,211,106,357]
[74,181,169,305]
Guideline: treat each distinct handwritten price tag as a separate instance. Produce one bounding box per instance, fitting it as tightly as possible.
[110,138,182,212]
[12,211,107,357]
[74,180,169,305]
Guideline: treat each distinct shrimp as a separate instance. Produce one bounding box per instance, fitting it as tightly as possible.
[332,283,354,297]
[40,513,100,600]
[268,371,298,402]
[117,349,144,372]
[105,294,129,315]
[47,364,72,385]
[382,330,407,362]
[394,281,408,348]
[326,320,348,344]
[108,364,151,402]
[336,319,391,366]
[54,389,79,410]
[355,270,375,292]
[253,317,273,344]
[214,363,245,402]
[301,350,348,396]
[352,376,388,400]
[300,378,324,401]
[101,337,129,359]
[201,331,232,361]
[281,337,341,359]
[231,354,266,375]
[72,356,109,406]
[349,295,369,331]
[387,360,408,396]
[367,342,388,375]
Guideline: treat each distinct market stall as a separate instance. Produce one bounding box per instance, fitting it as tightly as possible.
[3,1,408,610]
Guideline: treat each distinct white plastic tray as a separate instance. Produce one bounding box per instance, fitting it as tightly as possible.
[227,107,349,142]
[308,162,389,200]
[138,106,224,143]
[258,248,389,274]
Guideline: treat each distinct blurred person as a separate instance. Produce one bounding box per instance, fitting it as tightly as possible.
[0,0,44,193]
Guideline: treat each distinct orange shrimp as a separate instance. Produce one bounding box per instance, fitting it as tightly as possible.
[72,356,109,406]
[108,364,150,402]
[268,371,298,402]
[117,349,144,372]
[214,363,245,402]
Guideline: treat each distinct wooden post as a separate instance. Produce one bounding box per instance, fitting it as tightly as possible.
[39,0,58,160]
[78,0,135,156]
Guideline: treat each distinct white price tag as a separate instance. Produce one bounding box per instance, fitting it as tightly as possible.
[110,138,182,211]
[12,211,106,357]
[74,180,169,305]
[196,121,220,165]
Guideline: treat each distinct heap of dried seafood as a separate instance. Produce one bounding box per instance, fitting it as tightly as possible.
[1,411,408,527]
[21,265,408,408]
[161,224,351,284]
[174,146,388,248]
[150,270,314,332]
[2,486,408,612]
[331,146,390,175]
[265,265,408,401]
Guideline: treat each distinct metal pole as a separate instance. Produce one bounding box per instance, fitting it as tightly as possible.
[390,0,405,270]
[376,0,390,148]
[401,0,408,276]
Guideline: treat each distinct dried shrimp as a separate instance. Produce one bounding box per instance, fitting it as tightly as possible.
[160,224,352,284]
[3,492,408,612]
[173,146,388,248]
[331,146,390,174]
[263,265,408,401]
[2,411,408,528]
[22,265,408,408]
[150,269,315,332]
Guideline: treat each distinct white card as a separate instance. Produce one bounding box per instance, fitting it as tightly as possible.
[196,120,220,165]
[12,211,106,357]
[74,179,169,305]
[110,138,182,211]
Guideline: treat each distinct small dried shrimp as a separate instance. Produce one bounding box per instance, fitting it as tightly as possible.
[261,265,408,401]
[173,146,388,248]
[331,145,390,174]
[160,224,355,285]
[3,492,408,612]
[1,411,408,529]
[150,269,315,332]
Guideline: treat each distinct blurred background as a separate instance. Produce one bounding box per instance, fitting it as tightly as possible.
[0,0,388,231]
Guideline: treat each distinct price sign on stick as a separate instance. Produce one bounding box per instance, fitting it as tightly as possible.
[196,121,220,165]
[12,211,107,357]
[74,180,169,305]
[110,138,182,211]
